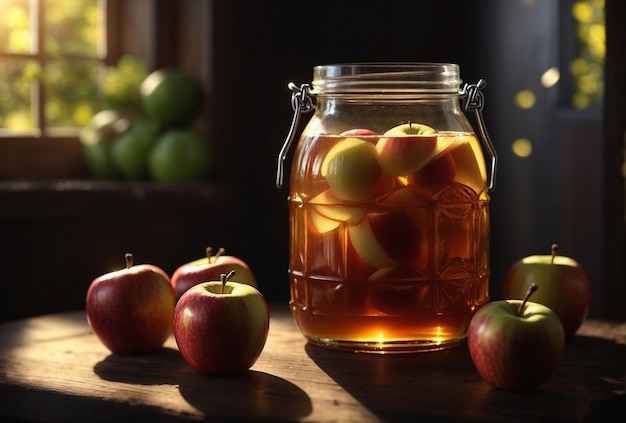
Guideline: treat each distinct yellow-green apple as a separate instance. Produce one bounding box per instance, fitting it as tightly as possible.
[321,136,395,202]
[447,138,487,194]
[376,122,437,176]
[86,253,175,354]
[467,284,565,391]
[171,247,257,300]
[348,187,426,269]
[502,244,591,337]
[173,271,269,375]
[80,109,132,180]
[367,265,429,315]
[308,189,366,233]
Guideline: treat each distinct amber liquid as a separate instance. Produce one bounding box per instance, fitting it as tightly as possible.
[289,132,490,352]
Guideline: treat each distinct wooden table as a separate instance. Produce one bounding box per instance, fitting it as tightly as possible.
[1,304,625,422]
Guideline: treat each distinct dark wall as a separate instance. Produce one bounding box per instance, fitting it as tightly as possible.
[209,0,479,305]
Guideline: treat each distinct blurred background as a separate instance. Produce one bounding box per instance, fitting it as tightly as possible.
[0,0,622,323]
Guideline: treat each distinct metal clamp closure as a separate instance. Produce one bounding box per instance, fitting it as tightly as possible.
[276,83,315,189]
[459,79,497,192]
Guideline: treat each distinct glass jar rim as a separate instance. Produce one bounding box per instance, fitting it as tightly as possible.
[312,62,462,95]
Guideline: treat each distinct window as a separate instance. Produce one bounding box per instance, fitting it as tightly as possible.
[0,0,110,137]
[570,0,604,109]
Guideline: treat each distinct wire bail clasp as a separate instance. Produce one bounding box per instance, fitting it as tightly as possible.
[276,82,315,189]
[459,79,497,192]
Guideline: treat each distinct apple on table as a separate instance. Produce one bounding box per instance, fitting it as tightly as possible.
[86,253,176,354]
[173,270,270,375]
[171,246,257,300]
[503,244,591,337]
[467,284,565,392]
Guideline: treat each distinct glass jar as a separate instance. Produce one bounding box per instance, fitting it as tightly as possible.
[276,63,496,353]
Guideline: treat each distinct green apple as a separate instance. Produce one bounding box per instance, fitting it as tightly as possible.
[148,128,212,183]
[102,55,148,111]
[110,118,161,180]
[80,110,132,179]
[321,137,394,202]
[503,244,592,337]
[376,122,437,176]
[140,69,202,126]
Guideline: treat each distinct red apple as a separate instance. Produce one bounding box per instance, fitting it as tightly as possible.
[502,244,591,337]
[376,122,437,176]
[467,284,565,391]
[321,136,395,202]
[407,150,457,194]
[340,128,378,138]
[173,271,270,375]
[86,253,175,354]
[348,187,428,269]
[171,247,257,300]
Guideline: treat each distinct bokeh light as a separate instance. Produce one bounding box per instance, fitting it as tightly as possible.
[512,138,533,158]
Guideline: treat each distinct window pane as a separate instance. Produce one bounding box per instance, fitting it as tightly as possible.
[0,0,34,54]
[44,0,104,57]
[45,59,103,128]
[0,58,39,133]
[571,0,604,108]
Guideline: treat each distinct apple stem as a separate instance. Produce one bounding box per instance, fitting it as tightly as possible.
[124,253,133,269]
[518,283,538,317]
[206,246,213,262]
[213,247,226,263]
[551,244,558,264]
[220,269,236,294]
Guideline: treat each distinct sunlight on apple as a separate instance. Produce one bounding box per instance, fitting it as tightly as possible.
[520,255,580,267]
[183,307,194,328]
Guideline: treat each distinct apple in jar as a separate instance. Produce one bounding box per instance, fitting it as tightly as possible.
[467,284,565,391]
[367,264,429,315]
[321,136,394,202]
[348,187,428,269]
[173,271,269,375]
[407,150,457,194]
[376,122,437,176]
[502,244,591,337]
[308,189,367,233]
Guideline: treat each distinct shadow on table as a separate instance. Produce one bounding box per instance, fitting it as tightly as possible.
[94,347,313,421]
[305,334,626,422]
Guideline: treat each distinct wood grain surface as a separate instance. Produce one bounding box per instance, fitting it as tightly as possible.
[0,304,624,422]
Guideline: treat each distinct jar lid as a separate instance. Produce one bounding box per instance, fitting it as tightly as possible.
[312,63,462,95]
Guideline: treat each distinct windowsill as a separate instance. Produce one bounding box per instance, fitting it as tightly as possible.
[0,179,233,220]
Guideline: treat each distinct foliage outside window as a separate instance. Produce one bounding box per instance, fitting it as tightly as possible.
[0,0,106,136]
[571,0,604,109]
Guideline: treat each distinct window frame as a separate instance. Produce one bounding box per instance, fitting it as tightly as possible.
[0,0,156,179]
